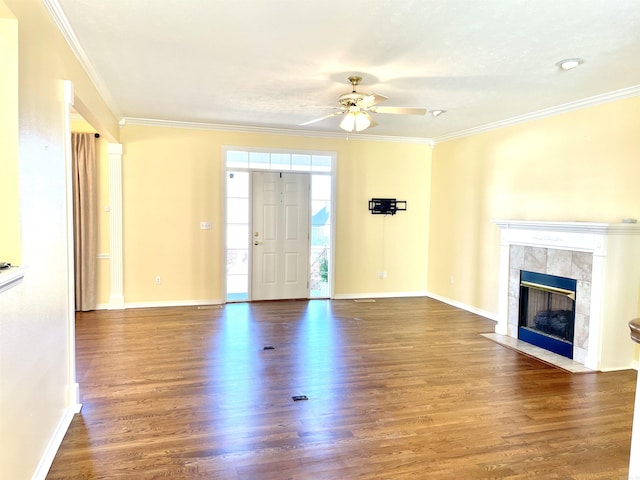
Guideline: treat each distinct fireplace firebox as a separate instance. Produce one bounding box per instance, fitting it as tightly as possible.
[518,271,576,359]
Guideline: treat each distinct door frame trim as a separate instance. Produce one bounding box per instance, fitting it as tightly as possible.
[221,146,336,303]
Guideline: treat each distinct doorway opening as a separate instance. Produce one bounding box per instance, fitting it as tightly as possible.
[224,147,335,302]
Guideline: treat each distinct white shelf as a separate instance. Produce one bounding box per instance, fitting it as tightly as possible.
[0,266,26,294]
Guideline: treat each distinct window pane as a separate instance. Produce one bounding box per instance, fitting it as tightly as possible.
[311,155,331,172]
[227,151,248,168]
[271,153,291,170]
[227,275,248,295]
[311,225,331,248]
[311,175,332,200]
[227,249,248,274]
[292,154,311,171]
[227,224,249,249]
[310,247,330,298]
[227,198,249,223]
[227,171,249,198]
[249,151,270,169]
[311,201,331,226]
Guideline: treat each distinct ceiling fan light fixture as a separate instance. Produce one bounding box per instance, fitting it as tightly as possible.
[354,112,371,131]
[339,112,356,132]
[556,58,584,70]
[430,110,446,117]
[340,111,370,132]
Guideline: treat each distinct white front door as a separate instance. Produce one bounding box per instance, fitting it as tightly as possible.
[251,171,309,300]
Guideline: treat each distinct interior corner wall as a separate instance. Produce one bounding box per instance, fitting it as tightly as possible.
[427,95,640,318]
[118,124,432,305]
[0,1,119,479]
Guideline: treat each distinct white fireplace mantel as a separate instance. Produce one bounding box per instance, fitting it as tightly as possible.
[493,220,640,371]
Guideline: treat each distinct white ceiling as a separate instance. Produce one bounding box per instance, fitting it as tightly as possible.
[53,0,640,142]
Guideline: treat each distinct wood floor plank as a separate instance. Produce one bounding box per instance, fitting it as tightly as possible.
[46,298,636,479]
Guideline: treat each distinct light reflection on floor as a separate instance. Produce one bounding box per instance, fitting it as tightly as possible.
[205,301,346,449]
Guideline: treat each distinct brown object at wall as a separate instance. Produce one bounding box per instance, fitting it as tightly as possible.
[630,318,640,344]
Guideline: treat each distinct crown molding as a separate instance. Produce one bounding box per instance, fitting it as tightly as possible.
[122,80,640,147]
[119,117,435,145]
[43,0,122,119]
[433,84,640,144]
[47,0,637,148]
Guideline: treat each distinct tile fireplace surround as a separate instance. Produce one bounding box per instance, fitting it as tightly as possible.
[494,220,640,371]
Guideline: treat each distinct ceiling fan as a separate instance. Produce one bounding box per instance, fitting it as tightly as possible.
[301,76,428,132]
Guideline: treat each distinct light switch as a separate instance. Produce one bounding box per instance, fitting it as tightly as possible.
[200,221,212,230]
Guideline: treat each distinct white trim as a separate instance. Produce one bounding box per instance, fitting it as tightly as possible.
[107,143,124,309]
[96,253,110,259]
[31,406,77,480]
[124,299,224,309]
[43,0,122,119]
[433,84,640,143]
[425,291,498,321]
[223,144,337,159]
[0,266,26,294]
[70,382,82,413]
[223,147,337,302]
[43,0,640,150]
[122,117,434,145]
[492,219,640,236]
[333,291,428,300]
[63,81,80,436]
[119,87,639,147]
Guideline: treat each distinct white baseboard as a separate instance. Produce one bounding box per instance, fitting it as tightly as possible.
[32,406,77,480]
[123,299,224,309]
[71,382,82,413]
[107,294,125,310]
[333,291,428,300]
[425,291,498,322]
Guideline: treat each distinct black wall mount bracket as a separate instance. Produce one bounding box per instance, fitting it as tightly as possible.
[368,198,407,215]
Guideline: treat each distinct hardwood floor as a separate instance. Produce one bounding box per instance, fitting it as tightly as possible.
[46,298,637,479]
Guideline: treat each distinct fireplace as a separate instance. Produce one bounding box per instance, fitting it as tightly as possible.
[493,220,640,371]
[518,271,576,359]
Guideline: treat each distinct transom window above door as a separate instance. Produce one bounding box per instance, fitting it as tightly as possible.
[225,148,332,173]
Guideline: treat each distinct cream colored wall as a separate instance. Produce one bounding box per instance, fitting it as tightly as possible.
[119,124,431,304]
[335,140,431,295]
[0,6,19,264]
[428,95,640,317]
[0,1,119,479]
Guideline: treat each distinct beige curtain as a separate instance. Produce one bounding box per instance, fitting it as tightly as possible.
[72,133,97,311]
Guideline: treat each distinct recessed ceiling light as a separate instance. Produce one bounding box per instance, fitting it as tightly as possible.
[556,58,584,70]
[430,110,446,117]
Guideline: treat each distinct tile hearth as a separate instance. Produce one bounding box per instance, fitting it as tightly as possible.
[481,333,595,374]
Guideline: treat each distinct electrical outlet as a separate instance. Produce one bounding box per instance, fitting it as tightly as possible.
[200,221,212,230]
[155,276,161,285]
[449,275,455,284]
[378,271,387,279]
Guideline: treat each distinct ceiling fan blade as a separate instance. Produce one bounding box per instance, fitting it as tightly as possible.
[369,106,427,115]
[367,116,379,129]
[300,110,344,126]
[358,93,388,108]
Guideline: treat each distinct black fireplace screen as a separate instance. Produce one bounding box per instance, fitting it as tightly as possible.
[519,271,576,358]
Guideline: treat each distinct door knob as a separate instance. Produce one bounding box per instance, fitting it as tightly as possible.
[254,241,263,245]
